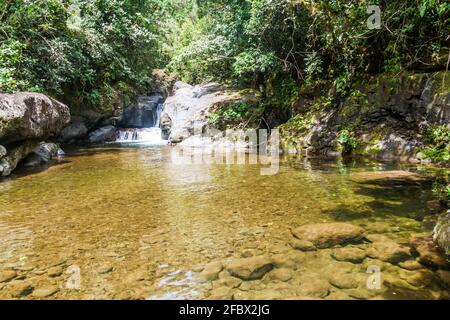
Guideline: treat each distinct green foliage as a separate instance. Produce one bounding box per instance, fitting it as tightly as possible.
[209,102,264,130]
[337,129,359,155]
[0,0,162,111]
[165,0,449,91]
[233,49,278,78]
[1,0,448,115]
[418,125,450,162]
[432,180,450,205]
[209,102,251,124]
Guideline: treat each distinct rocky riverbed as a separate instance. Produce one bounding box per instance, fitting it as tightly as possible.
[0,148,448,300]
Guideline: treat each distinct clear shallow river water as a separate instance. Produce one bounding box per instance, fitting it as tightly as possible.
[0,146,448,300]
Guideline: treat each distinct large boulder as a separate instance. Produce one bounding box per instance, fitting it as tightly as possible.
[87,125,116,144]
[434,212,450,256]
[118,95,164,128]
[161,82,260,143]
[0,93,70,144]
[291,223,366,249]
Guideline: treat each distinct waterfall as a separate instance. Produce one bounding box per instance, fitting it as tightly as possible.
[154,103,163,127]
[115,95,167,145]
[115,128,166,145]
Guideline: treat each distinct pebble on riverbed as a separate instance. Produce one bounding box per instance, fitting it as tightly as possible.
[32,286,59,298]
[291,223,366,249]
[290,239,317,252]
[47,266,64,277]
[269,268,293,282]
[198,261,223,281]
[226,256,273,281]
[367,240,411,264]
[328,273,359,289]
[8,281,33,298]
[97,265,114,274]
[331,247,367,263]
[0,270,17,283]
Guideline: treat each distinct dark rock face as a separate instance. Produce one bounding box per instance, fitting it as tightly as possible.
[0,93,70,144]
[434,212,450,257]
[59,117,88,143]
[87,125,116,144]
[280,71,450,160]
[0,145,6,158]
[22,142,60,167]
[0,141,39,177]
[118,95,164,128]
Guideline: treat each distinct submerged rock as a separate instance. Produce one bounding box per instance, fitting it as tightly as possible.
[0,270,17,283]
[9,281,33,298]
[32,285,59,298]
[328,273,359,289]
[398,260,424,271]
[269,268,293,282]
[199,261,223,281]
[350,170,428,185]
[47,266,64,277]
[296,277,330,298]
[291,223,366,249]
[226,256,273,280]
[97,265,114,275]
[436,270,450,289]
[367,241,411,264]
[398,269,435,288]
[410,236,449,269]
[290,239,317,251]
[207,286,233,300]
[331,247,367,263]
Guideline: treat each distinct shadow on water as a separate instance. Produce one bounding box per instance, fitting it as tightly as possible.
[322,175,432,223]
[1,160,72,181]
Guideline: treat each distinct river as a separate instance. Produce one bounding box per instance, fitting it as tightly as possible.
[0,145,448,299]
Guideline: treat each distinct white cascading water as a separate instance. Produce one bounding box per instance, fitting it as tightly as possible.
[115,102,167,145]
